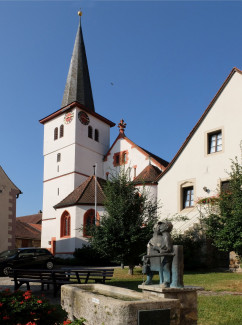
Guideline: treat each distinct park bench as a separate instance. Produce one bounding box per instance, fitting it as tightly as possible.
[10,268,114,296]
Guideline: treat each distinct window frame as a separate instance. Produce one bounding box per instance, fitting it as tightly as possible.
[205,128,224,156]
[83,209,100,237]
[94,129,99,142]
[182,186,194,209]
[54,127,58,140]
[60,211,71,238]
[60,124,64,138]
[208,131,222,154]
[88,125,93,139]
[113,150,129,167]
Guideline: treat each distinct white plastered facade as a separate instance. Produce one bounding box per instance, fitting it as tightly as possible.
[157,70,242,233]
[41,105,111,254]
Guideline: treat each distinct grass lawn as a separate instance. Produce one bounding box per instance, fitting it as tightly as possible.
[109,267,242,325]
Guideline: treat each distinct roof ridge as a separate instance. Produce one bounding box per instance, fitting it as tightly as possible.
[156,67,240,182]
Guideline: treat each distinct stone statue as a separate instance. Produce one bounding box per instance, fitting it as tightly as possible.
[143,221,174,287]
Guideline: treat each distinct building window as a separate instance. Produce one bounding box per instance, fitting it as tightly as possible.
[208,131,222,154]
[113,150,129,167]
[57,188,59,196]
[83,209,100,237]
[60,125,64,138]
[54,127,58,140]
[221,180,230,192]
[57,153,61,162]
[133,165,137,178]
[94,129,99,142]
[88,126,93,139]
[60,211,71,237]
[183,187,194,209]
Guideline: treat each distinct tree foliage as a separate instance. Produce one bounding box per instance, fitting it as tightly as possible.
[200,159,242,257]
[90,169,158,271]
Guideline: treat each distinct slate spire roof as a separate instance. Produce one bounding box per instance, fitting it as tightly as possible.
[61,14,95,111]
[54,175,106,209]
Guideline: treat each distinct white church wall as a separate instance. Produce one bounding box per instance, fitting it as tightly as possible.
[43,109,76,156]
[104,137,161,180]
[157,71,242,233]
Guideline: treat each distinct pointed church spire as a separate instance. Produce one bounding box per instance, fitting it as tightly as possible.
[61,11,95,111]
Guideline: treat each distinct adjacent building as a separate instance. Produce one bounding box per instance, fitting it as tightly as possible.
[0,166,21,252]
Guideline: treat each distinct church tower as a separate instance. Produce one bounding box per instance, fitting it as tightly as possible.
[40,12,115,255]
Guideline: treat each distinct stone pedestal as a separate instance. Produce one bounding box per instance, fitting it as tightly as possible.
[138,284,203,325]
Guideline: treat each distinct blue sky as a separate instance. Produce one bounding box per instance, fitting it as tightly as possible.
[1,0,242,217]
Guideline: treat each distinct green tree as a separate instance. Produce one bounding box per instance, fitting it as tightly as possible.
[90,169,158,274]
[200,158,242,258]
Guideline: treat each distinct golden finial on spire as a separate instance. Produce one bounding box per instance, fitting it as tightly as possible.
[78,10,82,17]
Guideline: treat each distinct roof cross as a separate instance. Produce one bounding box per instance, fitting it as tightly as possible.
[118,119,127,135]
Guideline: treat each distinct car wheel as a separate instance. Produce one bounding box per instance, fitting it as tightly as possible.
[46,261,54,270]
[3,266,13,276]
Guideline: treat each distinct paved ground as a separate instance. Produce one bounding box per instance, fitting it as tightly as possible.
[0,276,61,305]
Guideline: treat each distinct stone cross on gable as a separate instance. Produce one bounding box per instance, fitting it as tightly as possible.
[118,119,127,135]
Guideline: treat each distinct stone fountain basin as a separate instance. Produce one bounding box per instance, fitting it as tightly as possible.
[61,283,180,325]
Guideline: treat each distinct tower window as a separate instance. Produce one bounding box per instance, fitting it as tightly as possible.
[60,124,64,138]
[60,211,71,237]
[57,153,61,162]
[54,127,58,140]
[88,126,93,139]
[95,129,99,142]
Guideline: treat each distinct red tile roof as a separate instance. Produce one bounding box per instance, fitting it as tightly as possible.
[15,220,41,240]
[133,165,162,184]
[156,67,242,182]
[17,213,42,224]
[54,176,106,209]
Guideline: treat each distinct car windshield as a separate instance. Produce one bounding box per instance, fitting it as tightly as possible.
[0,249,19,258]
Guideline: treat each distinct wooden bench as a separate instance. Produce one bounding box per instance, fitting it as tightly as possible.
[10,268,114,296]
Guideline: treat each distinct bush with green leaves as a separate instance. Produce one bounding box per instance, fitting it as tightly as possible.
[198,158,242,258]
[0,288,67,325]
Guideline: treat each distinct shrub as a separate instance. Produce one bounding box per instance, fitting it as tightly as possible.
[0,288,67,325]
[73,245,117,266]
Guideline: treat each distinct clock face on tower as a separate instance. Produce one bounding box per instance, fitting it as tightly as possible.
[78,111,90,125]
[64,112,74,124]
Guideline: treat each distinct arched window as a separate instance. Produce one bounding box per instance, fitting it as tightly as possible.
[54,127,58,140]
[94,129,99,142]
[57,153,61,162]
[83,209,100,237]
[88,126,93,139]
[60,211,71,237]
[60,124,64,138]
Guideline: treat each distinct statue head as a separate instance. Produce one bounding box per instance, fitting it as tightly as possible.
[157,221,173,234]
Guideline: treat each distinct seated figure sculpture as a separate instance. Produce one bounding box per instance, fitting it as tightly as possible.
[143,221,174,287]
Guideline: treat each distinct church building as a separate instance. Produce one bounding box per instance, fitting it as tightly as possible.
[40,13,242,258]
[40,13,167,256]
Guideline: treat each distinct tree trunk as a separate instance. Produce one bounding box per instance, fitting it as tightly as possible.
[128,265,134,275]
[121,262,124,269]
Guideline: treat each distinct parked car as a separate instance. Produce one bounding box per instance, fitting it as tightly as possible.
[0,248,54,276]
